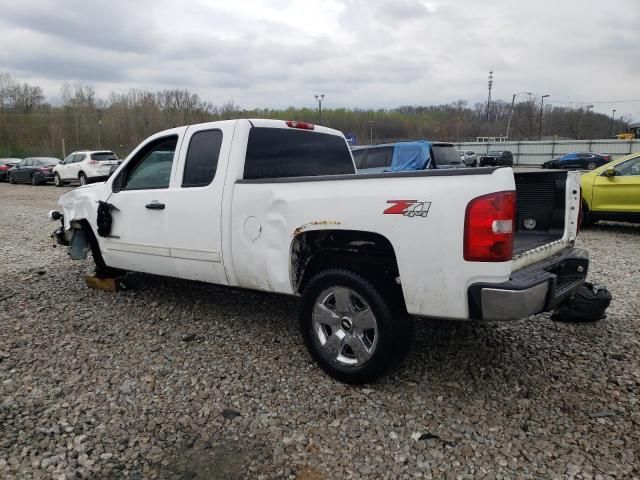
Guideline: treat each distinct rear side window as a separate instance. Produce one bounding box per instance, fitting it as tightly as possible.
[244,128,355,179]
[363,147,392,168]
[352,150,366,168]
[182,130,223,187]
[431,145,462,166]
[91,152,119,161]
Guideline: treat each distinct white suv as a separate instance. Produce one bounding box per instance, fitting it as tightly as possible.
[53,150,120,187]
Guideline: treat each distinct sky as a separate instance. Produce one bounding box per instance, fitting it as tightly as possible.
[0,0,638,120]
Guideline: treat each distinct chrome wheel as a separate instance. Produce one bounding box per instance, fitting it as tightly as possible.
[312,286,378,366]
[79,173,87,185]
[587,161,597,170]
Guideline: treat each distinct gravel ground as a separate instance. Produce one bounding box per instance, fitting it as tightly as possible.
[1,183,639,480]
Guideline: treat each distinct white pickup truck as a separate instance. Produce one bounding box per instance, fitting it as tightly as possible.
[52,119,588,383]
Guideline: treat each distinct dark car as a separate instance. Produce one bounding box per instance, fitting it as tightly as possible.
[541,152,611,170]
[479,150,513,167]
[8,157,61,185]
[0,158,22,181]
[353,141,465,173]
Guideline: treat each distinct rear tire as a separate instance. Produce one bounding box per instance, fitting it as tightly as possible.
[31,174,40,186]
[79,172,88,185]
[299,268,413,384]
[587,161,597,170]
[54,173,64,187]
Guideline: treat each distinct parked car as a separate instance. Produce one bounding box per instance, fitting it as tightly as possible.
[53,150,121,187]
[51,119,588,384]
[8,157,60,185]
[581,152,640,225]
[542,152,612,170]
[459,150,478,167]
[0,158,22,181]
[353,141,465,173]
[479,150,513,167]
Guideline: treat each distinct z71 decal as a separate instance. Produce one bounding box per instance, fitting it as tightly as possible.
[384,200,431,218]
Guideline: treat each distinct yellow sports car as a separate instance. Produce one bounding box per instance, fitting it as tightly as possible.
[580,152,640,225]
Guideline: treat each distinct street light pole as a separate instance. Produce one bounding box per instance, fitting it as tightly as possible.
[97,117,102,149]
[538,94,550,140]
[368,120,374,145]
[506,91,531,139]
[611,109,617,137]
[585,104,594,139]
[314,94,325,124]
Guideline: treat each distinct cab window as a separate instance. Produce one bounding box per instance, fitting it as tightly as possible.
[182,130,223,187]
[115,136,178,191]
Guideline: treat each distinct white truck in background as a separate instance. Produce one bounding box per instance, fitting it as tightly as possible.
[52,119,588,383]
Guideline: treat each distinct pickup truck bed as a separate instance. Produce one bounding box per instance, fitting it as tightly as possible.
[513,233,561,256]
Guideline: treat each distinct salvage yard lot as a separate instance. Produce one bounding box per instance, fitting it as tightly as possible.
[1,183,639,479]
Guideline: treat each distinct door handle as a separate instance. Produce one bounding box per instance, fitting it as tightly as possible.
[145,202,165,210]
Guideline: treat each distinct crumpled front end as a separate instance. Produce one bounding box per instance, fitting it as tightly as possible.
[50,184,105,258]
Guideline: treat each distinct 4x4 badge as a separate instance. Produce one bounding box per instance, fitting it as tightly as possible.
[384,200,431,218]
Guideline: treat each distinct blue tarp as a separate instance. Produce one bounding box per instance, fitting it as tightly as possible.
[390,140,431,172]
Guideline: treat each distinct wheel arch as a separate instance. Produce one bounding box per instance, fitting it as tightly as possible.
[290,229,401,295]
[70,218,113,276]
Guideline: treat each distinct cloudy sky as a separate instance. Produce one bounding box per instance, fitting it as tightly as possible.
[0,0,638,119]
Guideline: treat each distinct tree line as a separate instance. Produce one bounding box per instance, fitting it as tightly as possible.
[0,72,629,158]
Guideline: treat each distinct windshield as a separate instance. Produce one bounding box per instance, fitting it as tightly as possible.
[432,145,462,165]
[488,151,503,156]
[91,152,119,161]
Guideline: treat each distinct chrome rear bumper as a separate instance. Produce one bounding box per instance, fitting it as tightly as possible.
[468,247,589,321]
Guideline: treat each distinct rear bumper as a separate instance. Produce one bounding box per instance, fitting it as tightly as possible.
[468,247,589,321]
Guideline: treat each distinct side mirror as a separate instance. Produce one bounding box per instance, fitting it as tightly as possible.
[602,168,616,177]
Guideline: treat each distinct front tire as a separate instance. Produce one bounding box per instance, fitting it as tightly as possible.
[9,174,16,184]
[79,172,88,185]
[300,269,412,384]
[54,173,64,187]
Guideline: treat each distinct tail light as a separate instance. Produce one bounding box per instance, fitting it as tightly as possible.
[88,160,99,165]
[286,120,314,130]
[464,191,516,262]
[0,165,8,171]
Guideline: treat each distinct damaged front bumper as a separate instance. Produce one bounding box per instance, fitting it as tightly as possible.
[50,210,69,246]
[468,247,589,321]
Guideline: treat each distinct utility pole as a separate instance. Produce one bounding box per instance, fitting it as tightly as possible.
[538,94,550,140]
[486,71,493,121]
[506,91,531,139]
[314,94,325,124]
[368,120,374,145]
